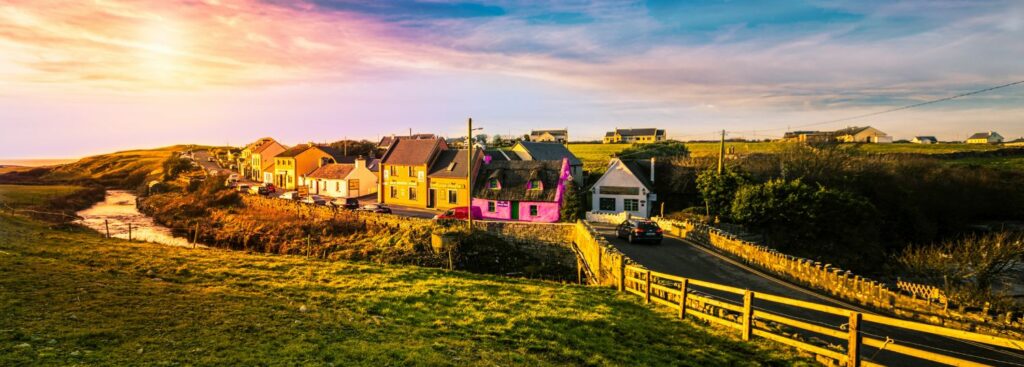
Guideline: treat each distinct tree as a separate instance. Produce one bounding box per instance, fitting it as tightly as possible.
[616,140,690,160]
[327,139,377,158]
[560,180,584,222]
[696,167,746,221]
[162,155,195,180]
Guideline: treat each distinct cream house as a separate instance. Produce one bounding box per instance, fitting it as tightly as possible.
[588,158,656,219]
[966,131,1004,144]
[833,126,892,143]
[300,157,379,198]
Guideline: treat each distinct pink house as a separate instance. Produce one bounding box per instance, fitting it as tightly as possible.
[470,157,572,223]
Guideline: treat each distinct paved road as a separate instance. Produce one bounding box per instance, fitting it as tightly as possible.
[592,222,1024,367]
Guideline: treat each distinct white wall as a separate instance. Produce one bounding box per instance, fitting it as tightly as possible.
[589,159,652,219]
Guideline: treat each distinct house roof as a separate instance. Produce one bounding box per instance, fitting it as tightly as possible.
[377,134,438,148]
[367,158,381,172]
[262,162,275,173]
[530,129,567,136]
[514,141,582,166]
[968,131,1000,140]
[305,163,354,180]
[276,145,312,158]
[428,149,478,178]
[620,159,655,192]
[316,146,356,163]
[473,160,564,202]
[609,128,665,137]
[252,139,282,154]
[833,126,873,136]
[381,138,445,165]
[483,149,517,162]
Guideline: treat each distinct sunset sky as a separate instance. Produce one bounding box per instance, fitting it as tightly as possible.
[1,0,1022,159]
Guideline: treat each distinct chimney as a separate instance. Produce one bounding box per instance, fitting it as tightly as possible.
[355,156,365,169]
[650,157,655,183]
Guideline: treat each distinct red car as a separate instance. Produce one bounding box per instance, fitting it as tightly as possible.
[433,207,477,220]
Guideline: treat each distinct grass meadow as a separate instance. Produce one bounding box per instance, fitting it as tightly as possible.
[0,184,83,209]
[0,187,810,366]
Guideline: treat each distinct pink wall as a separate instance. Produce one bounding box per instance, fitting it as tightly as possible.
[470,158,572,223]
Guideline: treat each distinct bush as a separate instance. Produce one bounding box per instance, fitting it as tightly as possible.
[696,167,746,221]
[162,156,195,181]
[617,140,690,160]
[560,180,584,222]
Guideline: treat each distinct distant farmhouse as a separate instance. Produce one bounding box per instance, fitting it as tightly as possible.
[603,128,666,144]
[911,136,937,144]
[1006,138,1024,147]
[966,131,1003,144]
[781,126,891,144]
[529,129,568,144]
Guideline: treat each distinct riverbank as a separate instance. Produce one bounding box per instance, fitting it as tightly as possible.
[0,212,810,366]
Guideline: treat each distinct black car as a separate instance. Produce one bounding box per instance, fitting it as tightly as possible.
[356,204,392,214]
[616,219,663,244]
[330,198,360,210]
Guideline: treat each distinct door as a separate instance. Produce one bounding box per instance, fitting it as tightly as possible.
[348,179,360,197]
[427,189,436,208]
[510,201,519,220]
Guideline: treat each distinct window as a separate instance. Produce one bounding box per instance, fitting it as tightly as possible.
[417,170,425,181]
[488,178,500,189]
[599,198,616,211]
[408,187,417,200]
[349,179,359,192]
[527,179,542,190]
[487,201,496,212]
[624,199,639,211]
[529,205,538,216]
[407,166,413,177]
[447,190,458,204]
[390,186,397,198]
[336,182,340,191]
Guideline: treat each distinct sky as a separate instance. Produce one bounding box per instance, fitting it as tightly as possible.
[1,0,1022,159]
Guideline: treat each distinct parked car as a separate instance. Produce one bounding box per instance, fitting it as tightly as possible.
[356,204,392,214]
[433,206,475,220]
[207,157,215,162]
[261,183,276,194]
[300,195,327,205]
[616,219,663,244]
[279,191,301,200]
[228,173,239,180]
[224,178,238,186]
[248,186,268,195]
[330,198,360,209]
[235,184,250,193]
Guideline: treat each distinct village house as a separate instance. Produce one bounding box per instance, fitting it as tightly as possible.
[911,136,938,144]
[237,137,286,180]
[273,144,350,191]
[489,141,584,185]
[603,128,666,144]
[781,126,891,144]
[378,137,482,211]
[528,129,568,144]
[299,157,379,198]
[471,158,572,223]
[966,131,1004,144]
[781,131,833,143]
[588,158,657,219]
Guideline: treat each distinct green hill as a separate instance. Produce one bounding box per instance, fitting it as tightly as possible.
[0,211,808,366]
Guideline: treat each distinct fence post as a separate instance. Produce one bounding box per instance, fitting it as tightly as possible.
[679,278,688,319]
[128,223,132,242]
[644,270,652,304]
[847,312,862,367]
[104,219,110,238]
[742,291,754,341]
[193,222,200,248]
[306,235,311,258]
[577,256,583,285]
[617,256,625,292]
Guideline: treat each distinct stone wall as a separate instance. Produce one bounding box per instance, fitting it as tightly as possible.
[572,220,631,287]
[653,217,1024,338]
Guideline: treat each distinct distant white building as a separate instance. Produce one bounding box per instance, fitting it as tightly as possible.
[299,157,379,198]
[966,131,1004,144]
[588,158,656,219]
[911,136,937,144]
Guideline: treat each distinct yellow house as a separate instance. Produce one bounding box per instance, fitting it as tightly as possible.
[603,128,666,144]
[249,139,286,182]
[426,149,480,211]
[966,131,1004,144]
[273,144,348,191]
[379,138,446,207]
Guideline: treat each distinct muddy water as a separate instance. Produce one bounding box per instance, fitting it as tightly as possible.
[76,190,204,248]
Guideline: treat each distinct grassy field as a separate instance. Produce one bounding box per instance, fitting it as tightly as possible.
[0,184,82,209]
[0,191,809,366]
[41,145,203,186]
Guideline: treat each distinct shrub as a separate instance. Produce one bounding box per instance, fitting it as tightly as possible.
[560,180,584,222]
[696,167,746,221]
[616,140,690,160]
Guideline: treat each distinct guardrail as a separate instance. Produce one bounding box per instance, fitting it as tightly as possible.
[620,264,1024,367]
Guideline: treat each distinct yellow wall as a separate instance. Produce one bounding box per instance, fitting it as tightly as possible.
[274,148,334,190]
[274,158,297,190]
[429,177,470,210]
[381,163,428,207]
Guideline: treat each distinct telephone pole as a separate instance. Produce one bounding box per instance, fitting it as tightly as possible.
[717,130,725,175]
[467,118,474,230]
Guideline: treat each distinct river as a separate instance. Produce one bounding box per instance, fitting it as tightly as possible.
[76,190,205,248]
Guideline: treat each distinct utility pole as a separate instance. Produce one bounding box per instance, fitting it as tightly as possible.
[717,129,725,175]
[467,118,474,230]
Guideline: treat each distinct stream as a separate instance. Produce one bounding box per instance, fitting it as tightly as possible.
[76,190,205,248]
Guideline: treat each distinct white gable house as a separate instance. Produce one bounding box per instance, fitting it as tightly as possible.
[588,158,657,219]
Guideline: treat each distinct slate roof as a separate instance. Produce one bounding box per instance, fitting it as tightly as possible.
[620,159,655,192]
[276,145,313,158]
[833,126,873,136]
[428,149,479,178]
[968,132,999,140]
[367,158,381,172]
[378,134,438,148]
[316,146,356,163]
[252,138,282,154]
[515,141,582,166]
[609,128,665,137]
[381,138,445,166]
[305,163,354,180]
[914,136,937,141]
[473,160,564,202]
[530,129,568,137]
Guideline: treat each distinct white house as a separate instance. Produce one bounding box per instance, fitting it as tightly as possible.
[588,158,656,219]
[911,136,937,144]
[299,157,379,198]
[966,131,1004,144]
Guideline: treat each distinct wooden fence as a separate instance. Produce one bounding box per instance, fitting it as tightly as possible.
[620,264,1024,367]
